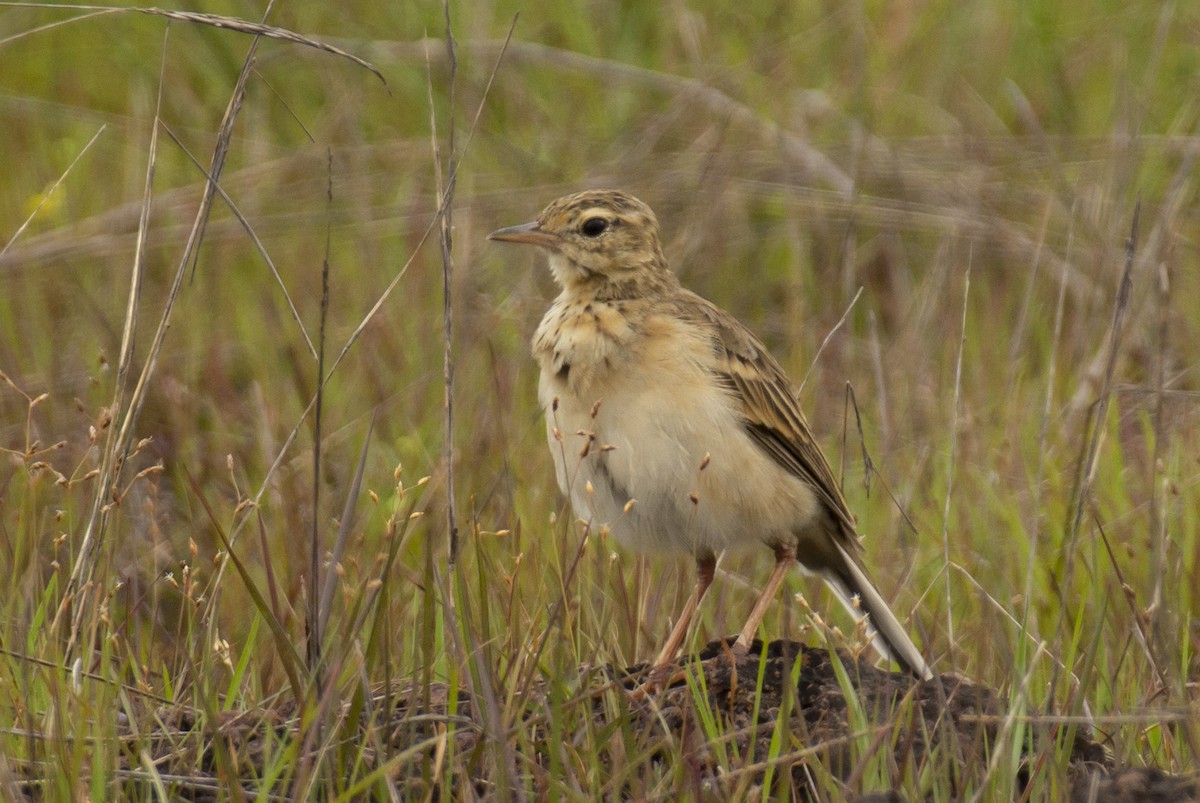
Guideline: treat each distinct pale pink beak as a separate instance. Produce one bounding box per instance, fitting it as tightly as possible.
[487,220,562,250]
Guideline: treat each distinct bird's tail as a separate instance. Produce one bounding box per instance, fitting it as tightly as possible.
[824,541,933,681]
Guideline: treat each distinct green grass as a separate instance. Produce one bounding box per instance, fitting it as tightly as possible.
[1,0,1198,798]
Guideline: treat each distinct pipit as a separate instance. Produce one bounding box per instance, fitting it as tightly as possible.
[489,190,932,681]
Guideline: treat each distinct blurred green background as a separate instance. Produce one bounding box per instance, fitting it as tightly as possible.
[1,0,1198,793]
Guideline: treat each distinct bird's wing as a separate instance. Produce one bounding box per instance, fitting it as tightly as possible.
[674,290,860,538]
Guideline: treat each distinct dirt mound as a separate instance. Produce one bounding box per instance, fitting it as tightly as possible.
[32,639,1193,800]
[618,639,1195,801]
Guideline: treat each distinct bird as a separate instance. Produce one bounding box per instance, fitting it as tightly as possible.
[488,189,932,681]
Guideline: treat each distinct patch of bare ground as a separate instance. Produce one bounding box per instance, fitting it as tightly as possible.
[28,640,1195,801]
[622,640,1197,802]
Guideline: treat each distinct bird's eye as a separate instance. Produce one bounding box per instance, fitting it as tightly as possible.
[581,217,609,237]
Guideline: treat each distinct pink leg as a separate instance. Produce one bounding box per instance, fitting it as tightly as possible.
[652,553,717,667]
[631,554,718,698]
[733,544,797,654]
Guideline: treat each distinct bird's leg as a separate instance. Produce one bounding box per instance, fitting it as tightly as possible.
[733,544,797,654]
[631,553,716,699]
[651,552,717,668]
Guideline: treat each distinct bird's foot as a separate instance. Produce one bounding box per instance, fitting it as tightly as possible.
[627,661,688,701]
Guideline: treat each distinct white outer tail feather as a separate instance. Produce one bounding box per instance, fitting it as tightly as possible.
[825,542,934,681]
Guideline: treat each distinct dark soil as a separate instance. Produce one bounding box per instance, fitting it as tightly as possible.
[617,639,1197,802]
[25,639,1195,800]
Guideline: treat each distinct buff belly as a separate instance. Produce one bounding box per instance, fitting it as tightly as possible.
[538,331,821,557]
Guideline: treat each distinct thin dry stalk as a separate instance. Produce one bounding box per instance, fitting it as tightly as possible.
[425,10,521,800]
[948,562,1077,679]
[0,646,173,705]
[969,642,1066,803]
[840,384,873,505]
[0,2,384,81]
[159,124,317,359]
[307,150,334,676]
[256,512,286,628]
[1095,517,1167,688]
[1063,135,1193,423]
[513,519,595,709]
[316,414,376,657]
[0,125,105,261]
[429,20,459,566]
[798,285,862,395]
[1147,256,1170,645]
[941,250,971,660]
[963,710,1200,727]
[1064,203,1140,571]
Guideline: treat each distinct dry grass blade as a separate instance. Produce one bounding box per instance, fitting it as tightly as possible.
[307,150,334,677]
[0,8,114,46]
[948,562,1077,678]
[969,644,1059,803]
[427,20,459,565]
[513,521,593,708]
[256,511,287,630]
[1095,516,1167,687]
[962,710,1200,727]
[316,413,376,655]
[0,2,385,83]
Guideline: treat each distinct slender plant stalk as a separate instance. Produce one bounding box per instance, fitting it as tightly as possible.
[440,21,459,566]
[941,250,971,659]
[1023,209,1073,652]
[1063,203,1140,573]
[308,149,333,677]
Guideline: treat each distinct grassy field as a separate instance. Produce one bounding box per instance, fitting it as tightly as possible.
[1,0,1198,798]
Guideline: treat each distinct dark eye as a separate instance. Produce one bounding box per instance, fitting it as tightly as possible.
[581,217,609,237]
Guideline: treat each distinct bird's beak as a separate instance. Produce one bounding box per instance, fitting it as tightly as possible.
[487,220,561,250]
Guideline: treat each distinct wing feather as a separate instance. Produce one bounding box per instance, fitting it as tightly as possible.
[671,290,859,539]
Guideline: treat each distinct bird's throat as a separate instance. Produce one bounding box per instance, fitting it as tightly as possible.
[547,252,593,289]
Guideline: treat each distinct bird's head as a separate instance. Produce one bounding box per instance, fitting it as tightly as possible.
[488,190,673,296]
